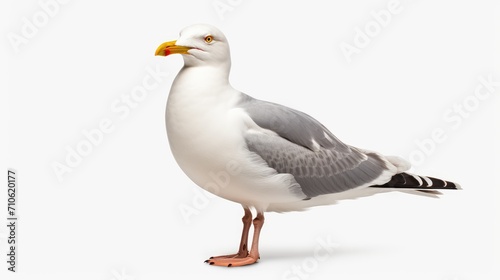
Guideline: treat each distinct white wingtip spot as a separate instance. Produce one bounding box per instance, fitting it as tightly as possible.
[421,176,433,187]
[408,173,423,186]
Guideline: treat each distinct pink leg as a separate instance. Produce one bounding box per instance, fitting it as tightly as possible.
[206,211,265,267]
[205,207,252,261]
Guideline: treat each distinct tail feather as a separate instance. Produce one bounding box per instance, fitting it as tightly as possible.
[371,172,461,190]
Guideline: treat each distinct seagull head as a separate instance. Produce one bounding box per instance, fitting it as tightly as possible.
[155,24,231,68]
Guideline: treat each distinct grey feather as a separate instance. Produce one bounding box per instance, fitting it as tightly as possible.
[238,94,391,198]
[238,93,350,153]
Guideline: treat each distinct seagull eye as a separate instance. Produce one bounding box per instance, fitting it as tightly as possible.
[204,35,214,44]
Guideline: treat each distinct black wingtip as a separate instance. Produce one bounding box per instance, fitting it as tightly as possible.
[371,173,461,190]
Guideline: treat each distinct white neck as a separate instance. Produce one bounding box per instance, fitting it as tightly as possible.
[170,64,233,99]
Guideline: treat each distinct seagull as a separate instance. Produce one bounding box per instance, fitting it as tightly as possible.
[154,24,460,267]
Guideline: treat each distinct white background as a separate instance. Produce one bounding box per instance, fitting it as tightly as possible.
[2,0,499,279]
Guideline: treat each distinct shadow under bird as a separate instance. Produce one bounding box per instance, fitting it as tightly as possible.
[154,24,460,267]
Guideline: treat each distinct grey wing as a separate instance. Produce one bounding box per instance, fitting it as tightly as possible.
[238,93,351,153]
[238,94,394,198]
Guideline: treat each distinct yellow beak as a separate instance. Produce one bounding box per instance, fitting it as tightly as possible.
[155,40,191,56]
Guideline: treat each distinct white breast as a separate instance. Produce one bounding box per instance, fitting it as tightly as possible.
[164,67,303,210]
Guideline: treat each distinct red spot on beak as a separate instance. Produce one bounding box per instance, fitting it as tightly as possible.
[164,48,171,56]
